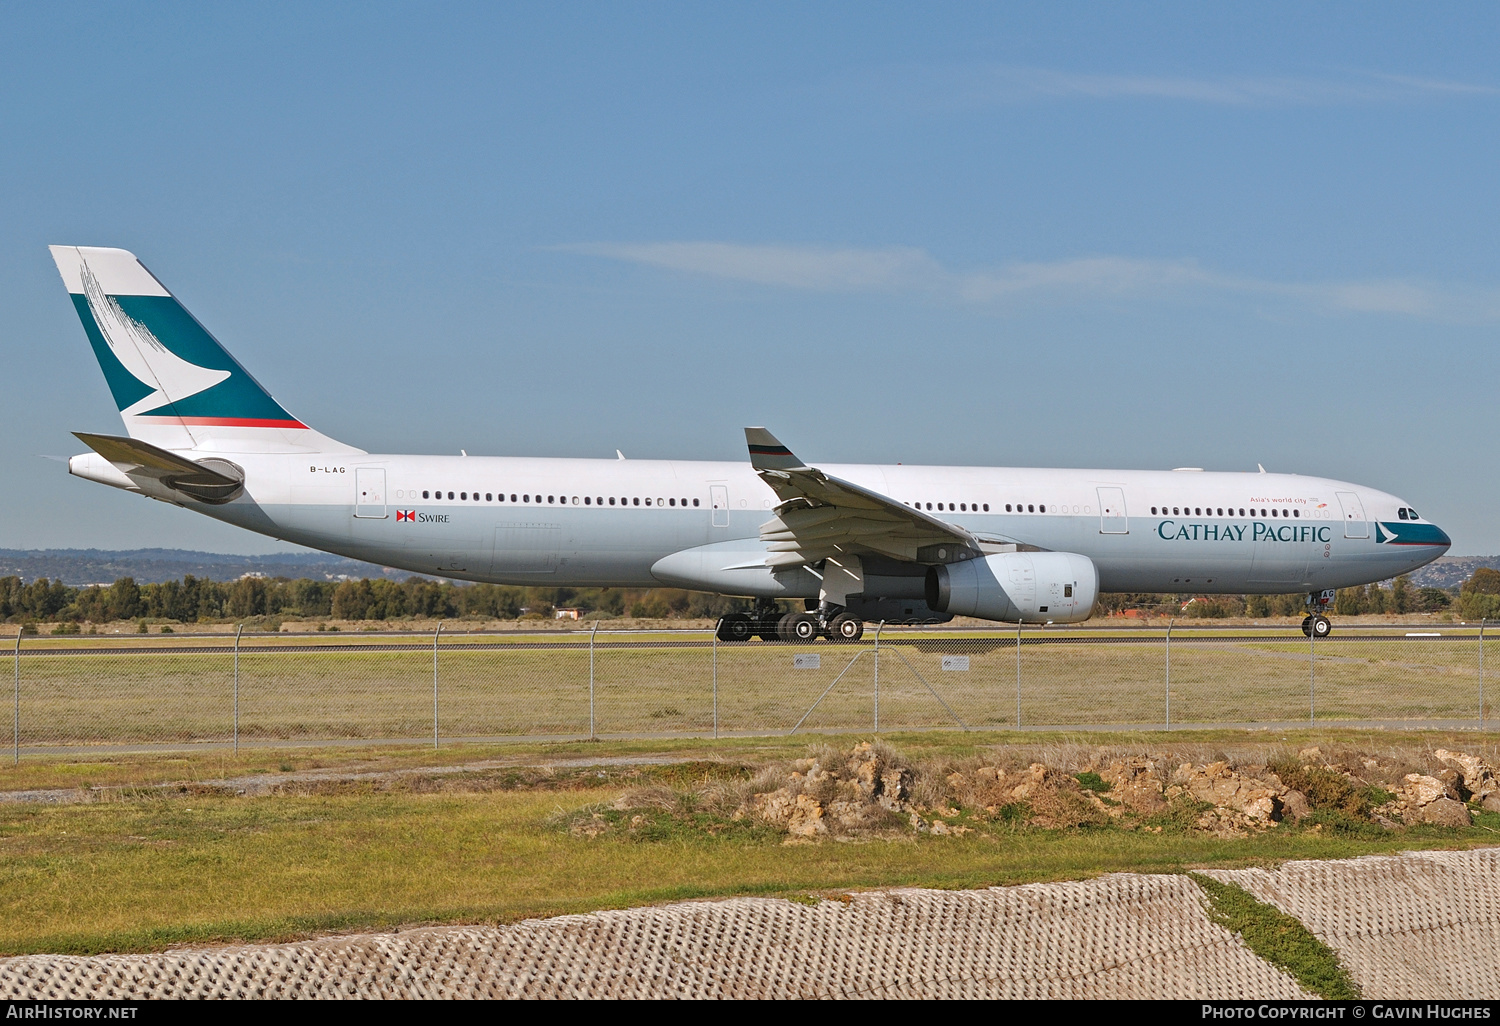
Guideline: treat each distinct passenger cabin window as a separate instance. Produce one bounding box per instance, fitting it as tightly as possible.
[422,490,430,499]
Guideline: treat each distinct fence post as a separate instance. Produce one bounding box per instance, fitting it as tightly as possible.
[1480,619,1486,732]
[873,621,883,733]
[433,623,442,749]
[1165,618,1174,731]
[711,625,718,740]
[12,631,19,767]
[1015,620,1022,728]
[1309,618,1316,724]
[590,619,598,740]
[233,623,243,756]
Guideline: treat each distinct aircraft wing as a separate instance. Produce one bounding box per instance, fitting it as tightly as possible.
[745,427,998,569]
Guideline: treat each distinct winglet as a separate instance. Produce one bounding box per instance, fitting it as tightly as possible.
[745,427,808,472]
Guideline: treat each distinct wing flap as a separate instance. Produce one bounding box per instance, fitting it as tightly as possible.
[744,427,981,568]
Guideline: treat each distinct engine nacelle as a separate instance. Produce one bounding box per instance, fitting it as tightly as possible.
[925,551,1099,624]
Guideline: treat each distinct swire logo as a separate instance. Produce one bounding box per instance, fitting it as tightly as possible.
[396,510,415,522]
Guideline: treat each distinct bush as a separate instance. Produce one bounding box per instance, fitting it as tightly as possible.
[1269,760,1368,817]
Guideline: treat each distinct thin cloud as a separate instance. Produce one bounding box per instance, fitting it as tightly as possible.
[560,241,1500,324]
[840,65,1499,111]
[559,242,948,292]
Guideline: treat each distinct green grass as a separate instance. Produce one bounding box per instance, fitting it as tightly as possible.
[1,740,1497,956]
[1192,873,1360,1000]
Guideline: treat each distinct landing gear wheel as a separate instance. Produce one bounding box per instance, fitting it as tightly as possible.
[787,612,821,642]
[716,613,753,642]
[1301,615,1314,637]
[776,612,798,643]
[828,613,864,642]
[1311,615,1332,639]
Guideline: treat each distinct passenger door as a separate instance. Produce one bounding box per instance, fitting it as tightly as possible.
[710,485,729,528]
[354,468,387,519]
[1337,492,1369,539]
[1097,487,1128,534]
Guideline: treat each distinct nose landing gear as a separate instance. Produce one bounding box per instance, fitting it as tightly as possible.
[1300,614,1332,638]
[1301,589,1337,638]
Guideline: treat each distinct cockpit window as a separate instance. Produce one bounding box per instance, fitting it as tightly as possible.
[1407,508,1419,520]
[1398,508,1409,520]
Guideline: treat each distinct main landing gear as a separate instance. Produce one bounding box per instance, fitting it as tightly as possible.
[1300,589,1337,638]
[714,602,865,643]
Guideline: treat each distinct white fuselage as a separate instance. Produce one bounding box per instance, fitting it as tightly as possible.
[75,451,1449,599]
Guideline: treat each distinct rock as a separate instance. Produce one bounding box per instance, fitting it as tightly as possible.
[1098,758,1166,816]
[1008,763,1047,800]
[1420,797,1471,828]
[1281,789,1311,822]
[754,790,797,827]
[1402,774,1449,806]
[877,768,908,809]
[1172,761,1284,828]
[1483,793,1500,814]
[786,793,827,836]
[1434,749,1499,802]
[1437,768,1468,801]
[1298,746,1323,762]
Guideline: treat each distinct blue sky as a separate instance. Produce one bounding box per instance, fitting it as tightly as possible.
[3,3,1498,554]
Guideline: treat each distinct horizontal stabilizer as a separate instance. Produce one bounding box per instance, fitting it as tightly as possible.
[73,431,244,503]
[74,432,234,480]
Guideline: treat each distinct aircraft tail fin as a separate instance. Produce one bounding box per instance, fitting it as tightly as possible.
[49,246,361,455]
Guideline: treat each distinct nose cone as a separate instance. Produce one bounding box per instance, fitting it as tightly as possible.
[1432,523,1452,553]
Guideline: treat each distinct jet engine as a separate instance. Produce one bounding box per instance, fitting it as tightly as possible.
[925,551,1099,624]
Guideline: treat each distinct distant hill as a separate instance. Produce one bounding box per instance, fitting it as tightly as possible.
[0,549,421,586]
[1406,555,1500,591]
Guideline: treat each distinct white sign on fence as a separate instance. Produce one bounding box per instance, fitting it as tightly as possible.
[794,654,821,670]
[941,655,970,671]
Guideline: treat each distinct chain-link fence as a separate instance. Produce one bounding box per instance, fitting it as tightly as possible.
[6,622,1492,758]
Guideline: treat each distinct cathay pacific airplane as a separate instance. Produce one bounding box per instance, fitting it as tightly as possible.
[50,246,1451,642]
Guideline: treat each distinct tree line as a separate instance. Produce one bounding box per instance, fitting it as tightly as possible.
[0,574,751,627]
[1,569,1497,627]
